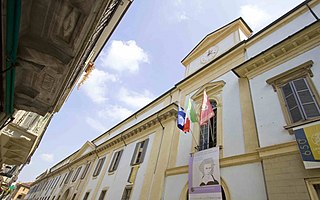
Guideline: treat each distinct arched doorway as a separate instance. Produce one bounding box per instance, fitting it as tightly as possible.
[60,188,70,200]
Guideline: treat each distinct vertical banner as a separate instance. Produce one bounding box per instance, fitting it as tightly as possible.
[294,122,320,169]
[189,147,222,200]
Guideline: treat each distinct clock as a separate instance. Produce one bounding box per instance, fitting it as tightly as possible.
[200,46,219,64]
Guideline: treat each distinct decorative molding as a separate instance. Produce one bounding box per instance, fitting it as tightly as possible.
[33,104,178,184]
[165,165,188,176]
[257,141,299,159]
[182,19,250,67]
[266,60,313,91]
[191,81,226,102]
[220,151,260,167]
[234,22,320,79]
[166,141,299,176]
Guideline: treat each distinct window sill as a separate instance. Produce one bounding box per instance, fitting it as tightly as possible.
[284,117,320,134]
[130,163,141,167]
[108,171,115,175]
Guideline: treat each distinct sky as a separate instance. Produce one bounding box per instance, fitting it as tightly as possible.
[18,0,305,182]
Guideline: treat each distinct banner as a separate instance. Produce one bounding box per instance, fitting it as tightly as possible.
[294,122,320,169]
[189,147,222,200]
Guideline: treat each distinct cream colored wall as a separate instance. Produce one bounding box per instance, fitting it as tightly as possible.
[221,162,267,200]
[187,32,239,76]
[250,46,320,147]
[87,133,156,200]
[246,5,317,59]
[163,174,188,200]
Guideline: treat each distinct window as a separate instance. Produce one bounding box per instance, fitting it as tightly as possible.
[71,193,77,200]
[60,173,67,187]
[83,192,90,200]
[281,78,320,123]
[131,139,149,165]
[72,166,82,182]
[266,61,320,127]
[127,166,139,184]
[93,157,106,177]
[199,101,217,151]
[108,150,123,172]
[81,162,91,179]
[52,176,60,190]
[98,190,107,200]
[306,178,320,200]
[121,187,132,200]
[64,170,73,184]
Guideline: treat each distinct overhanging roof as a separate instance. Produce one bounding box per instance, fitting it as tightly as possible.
[5,0,132,116]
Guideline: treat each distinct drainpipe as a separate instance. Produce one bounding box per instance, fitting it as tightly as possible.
[5,0,21,116]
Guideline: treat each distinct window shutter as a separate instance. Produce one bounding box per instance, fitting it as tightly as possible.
[113,150,123,171]
[139,138,149,164]
[130,142,140,166]
[108,153,117,172]
[293,79,320,118]
[281,82,303,123]
[127,165,139,183]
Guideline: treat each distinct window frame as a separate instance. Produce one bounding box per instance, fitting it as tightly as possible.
[64,170,73,185]
[93,157,106,177]
[266,60,320,129]
[121,186,133,200]
[82,192,90,200]
[306,178,320,200]
[130,139,149,166]
[199,100,218,151]
[98,189,107,200]
[191,81,225,153]
[72,166,82,182]
[80,162,91,180]
[108,149,124,172]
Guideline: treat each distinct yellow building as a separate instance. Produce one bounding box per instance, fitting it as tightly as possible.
[26,0,320,199]
[11,182,32,200]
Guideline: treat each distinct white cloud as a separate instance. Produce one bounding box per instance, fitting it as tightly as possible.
[82,69,117,104]
[40,153,54,163]
[98,105,133,122]
[240,4,272,31]
[177,12,189,22]
[85,117,108,133]
[100,40,149,73]
[118,87,154,109]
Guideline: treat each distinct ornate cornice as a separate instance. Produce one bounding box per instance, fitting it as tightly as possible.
[234,21,320,79]
[33,103,178,184]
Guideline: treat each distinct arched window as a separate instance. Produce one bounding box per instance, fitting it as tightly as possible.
[199,100,217,150]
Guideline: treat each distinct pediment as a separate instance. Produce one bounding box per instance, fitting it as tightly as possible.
[70,141,96,162]
[181,18,252,67]
[192,81,226,102]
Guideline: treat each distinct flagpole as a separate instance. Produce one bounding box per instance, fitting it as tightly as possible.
[189,129,200,151]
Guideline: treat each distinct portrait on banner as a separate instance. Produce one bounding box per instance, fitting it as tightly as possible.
[189,147,222,200]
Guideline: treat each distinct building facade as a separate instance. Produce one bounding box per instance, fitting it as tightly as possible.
[11,182,32,200]
[26,0,320,200]
[0,0,132,191]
